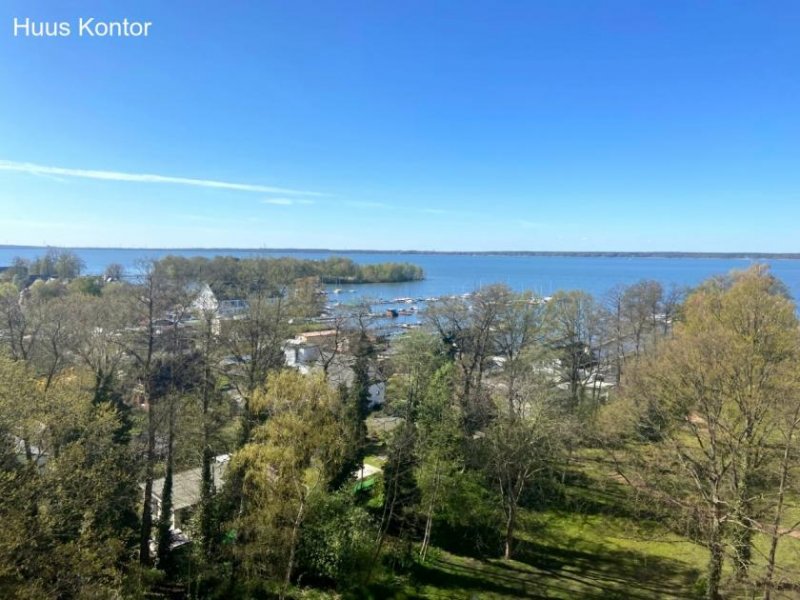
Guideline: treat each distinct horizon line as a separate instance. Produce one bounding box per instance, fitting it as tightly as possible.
[2,244,800,259]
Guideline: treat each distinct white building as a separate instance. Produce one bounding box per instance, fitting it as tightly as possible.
[190,283,218,313]
[283,330,341,369]
[283,330,385,408]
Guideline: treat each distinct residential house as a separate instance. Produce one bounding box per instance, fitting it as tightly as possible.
[283,331,385,408]
[326,357,385,408]
[189,283,249,333]
[189,283,218,313]
[143,454,230,548]
[283,329,343,369]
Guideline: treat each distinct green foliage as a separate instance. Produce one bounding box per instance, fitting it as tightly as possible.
[26,278,67,302]
[620,265,800,599]
[329,333,376,490]
[154,255,423,300]
[103,263,125,281]
[290,276,325,319]
[0,358,138,599]
[415,364,466,551]
[296,491,375,587]
[156,460,174,568]
[3,259,800,599]
[67,275,103,296]
[387,330,447,420]
[10,249,85,281]
[381,420,421,536]
[429,469,504,557]
[231,371,349,585]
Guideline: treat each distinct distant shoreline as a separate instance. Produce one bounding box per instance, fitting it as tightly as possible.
[1,245,799,260]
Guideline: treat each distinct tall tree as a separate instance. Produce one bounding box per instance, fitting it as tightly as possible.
[367,331,446,580]
[223,279,288,444]
[621,280,663,357]
[123,259,190,565]
[232,371,347,598]
[545,290,602,408]
[0,282,39,362]
[328,330,375,490]
[427,285,508,431]
[67,290,132,441]
[762,395,800,600]
[156,394,178,569]
[482,375,561,559]
[415,363,462,561]
[602,284,628,386]
[623,266,800,599]
[493,290,548,417]
[0,357,138,599]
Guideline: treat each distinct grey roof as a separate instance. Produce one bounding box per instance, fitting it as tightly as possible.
[146,455,229,511]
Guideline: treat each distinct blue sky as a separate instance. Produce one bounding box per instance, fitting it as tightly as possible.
[1,1,799,251]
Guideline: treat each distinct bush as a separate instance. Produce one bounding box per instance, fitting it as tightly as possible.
[296,492,376,589]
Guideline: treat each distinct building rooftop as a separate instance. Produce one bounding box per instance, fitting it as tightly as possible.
[145,454,230,511]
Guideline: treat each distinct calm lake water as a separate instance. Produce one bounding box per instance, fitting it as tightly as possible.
[3,247,800,302]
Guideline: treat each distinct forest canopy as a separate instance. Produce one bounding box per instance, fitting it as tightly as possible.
[2,259,800,600]
[154,255,424,297]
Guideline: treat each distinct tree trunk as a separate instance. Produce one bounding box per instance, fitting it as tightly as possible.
[137,268,158,566]
[614,305,623,386]
[157,404,176,567]
[764,423,796,600]
[732,513,753,580]
[732,445,755,580]
[281,497,306,600]
[364,447,402,585]
[420,462,441,562]
[706,508,724,600]
[504,501,517,560]
[199,317,214,558]
[764,484,786,599]
[139,396,156,565]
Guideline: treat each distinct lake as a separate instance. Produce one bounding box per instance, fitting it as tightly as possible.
[2,247,800,302]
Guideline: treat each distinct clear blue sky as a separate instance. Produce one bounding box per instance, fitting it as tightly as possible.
[1,1,799,251]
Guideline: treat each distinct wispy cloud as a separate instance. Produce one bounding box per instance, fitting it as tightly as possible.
[262,197,316,206]
[420,208,447,215]
[0,159,322,196]
[29,171,69,184]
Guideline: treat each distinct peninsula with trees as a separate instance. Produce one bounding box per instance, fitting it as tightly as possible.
[0,249,424,290]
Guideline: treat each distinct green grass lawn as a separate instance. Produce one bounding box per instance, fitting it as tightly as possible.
[349,432,800,599]
[364,454,387,468]
[357,450,711,599]
[393,506,707,600]
[384,449,800,600]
